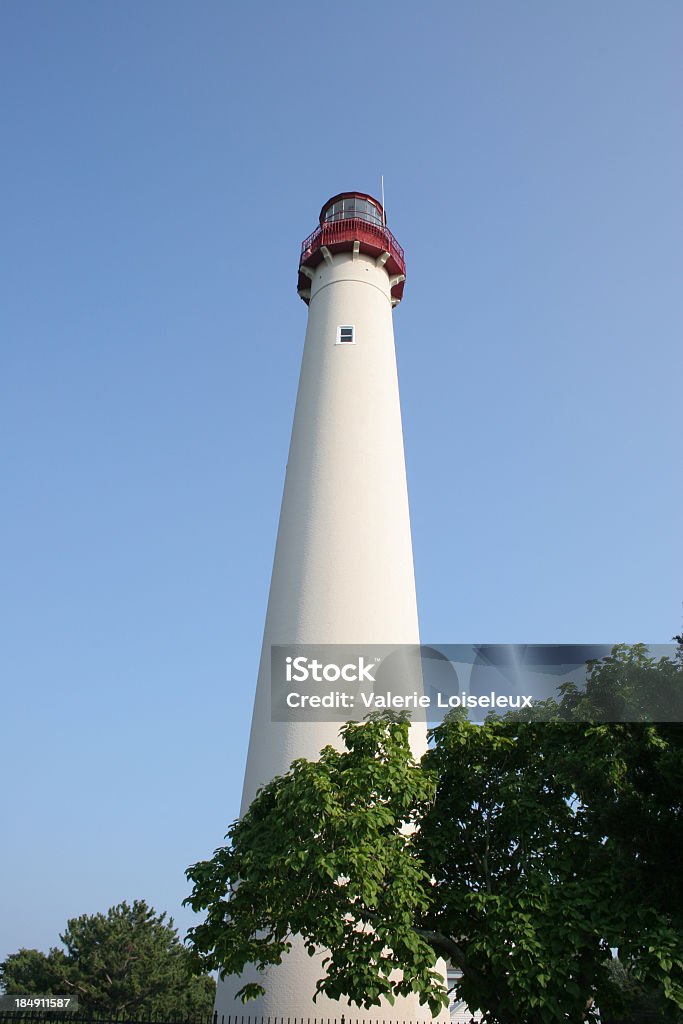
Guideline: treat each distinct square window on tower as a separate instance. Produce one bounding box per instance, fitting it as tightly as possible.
[337,325,355,345]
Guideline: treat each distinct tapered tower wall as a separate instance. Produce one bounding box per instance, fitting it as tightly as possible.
[240,250,423,807]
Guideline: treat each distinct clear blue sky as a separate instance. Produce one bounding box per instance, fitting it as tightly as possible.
[1,1,681,964]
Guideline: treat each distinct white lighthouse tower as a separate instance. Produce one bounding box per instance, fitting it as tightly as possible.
[215,193,442,1021]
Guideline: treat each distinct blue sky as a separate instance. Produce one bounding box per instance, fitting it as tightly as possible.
[1,1,681,964]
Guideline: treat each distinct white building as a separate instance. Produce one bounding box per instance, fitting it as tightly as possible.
[215,193,453,1024]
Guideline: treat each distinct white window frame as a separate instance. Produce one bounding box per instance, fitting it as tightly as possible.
[336,324,356,345]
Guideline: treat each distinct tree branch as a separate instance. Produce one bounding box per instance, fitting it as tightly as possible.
[417,930,515,1024]
[416,930,484,988]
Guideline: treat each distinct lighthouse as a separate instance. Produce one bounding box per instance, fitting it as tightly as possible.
[215,193,443,1020]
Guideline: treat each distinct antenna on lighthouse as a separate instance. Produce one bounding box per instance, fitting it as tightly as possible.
[381,174,386,225]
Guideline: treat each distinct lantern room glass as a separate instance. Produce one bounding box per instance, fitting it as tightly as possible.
[322,197,383,227]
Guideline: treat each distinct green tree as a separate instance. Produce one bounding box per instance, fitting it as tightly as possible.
[0,900,215,1017]
[186,719,444,1011]
[185,645,683,1024]
[503,644,683,951]
[547,644,683,1021]
[418,711,683,1024]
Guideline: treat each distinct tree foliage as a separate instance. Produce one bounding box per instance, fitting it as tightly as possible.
[0,900,215,1017]
[186,720,443,1011]
[185,644,683,1024]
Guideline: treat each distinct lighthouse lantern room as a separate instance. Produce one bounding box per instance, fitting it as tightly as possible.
[298,191,406,306]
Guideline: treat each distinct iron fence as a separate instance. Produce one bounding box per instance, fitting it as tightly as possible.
[0,1014,446,1024]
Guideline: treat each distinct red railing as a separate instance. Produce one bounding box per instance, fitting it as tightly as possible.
[300,217,405,275]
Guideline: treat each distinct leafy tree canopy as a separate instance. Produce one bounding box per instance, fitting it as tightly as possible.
[185,644,683,1024]
[1,900,215,1018]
